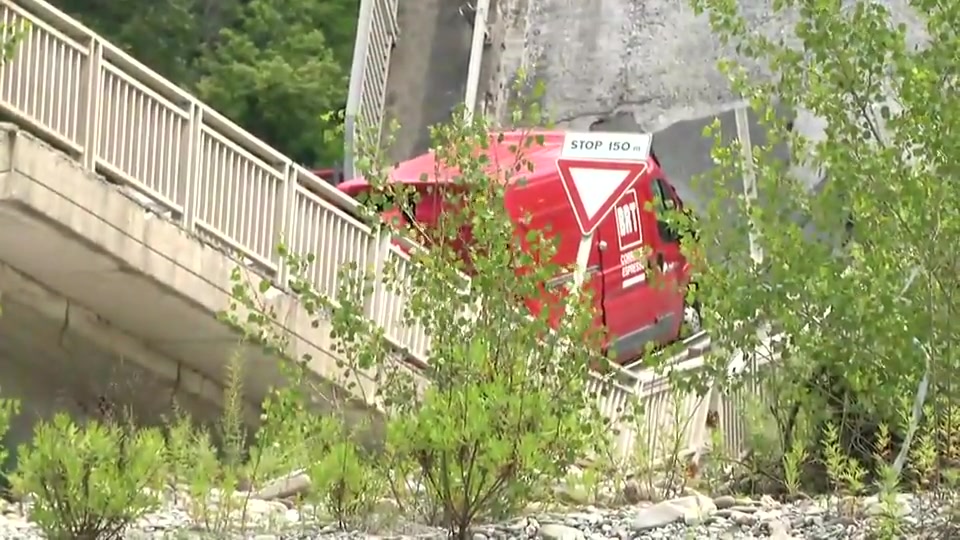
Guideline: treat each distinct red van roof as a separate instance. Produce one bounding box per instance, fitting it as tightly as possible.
[338,130,571,196]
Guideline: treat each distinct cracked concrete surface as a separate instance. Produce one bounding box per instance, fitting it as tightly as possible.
[487,0,925,200]
[0,286,220,472]
[497,0,924,129]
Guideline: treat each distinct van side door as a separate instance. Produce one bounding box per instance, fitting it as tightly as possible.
[647,177,686,342]
[595,186,666,362]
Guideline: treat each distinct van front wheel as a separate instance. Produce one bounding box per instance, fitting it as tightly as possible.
[682,300,703,335]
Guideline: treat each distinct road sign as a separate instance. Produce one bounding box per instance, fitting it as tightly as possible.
[560,131,653,161]
[556,131,653,236]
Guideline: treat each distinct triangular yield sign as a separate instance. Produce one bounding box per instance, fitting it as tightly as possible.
[556,158,649,236]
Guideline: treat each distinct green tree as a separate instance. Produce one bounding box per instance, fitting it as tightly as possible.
[194,0,349,166]
[317,108,605,535]
[53,0,205,84]
[685,0,959,472]
[52,0,359,167]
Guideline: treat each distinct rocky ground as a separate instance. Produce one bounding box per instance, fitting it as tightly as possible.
[0,486,957,539]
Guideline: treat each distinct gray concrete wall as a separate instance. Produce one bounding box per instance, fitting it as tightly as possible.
[486,0,925,149]
[479,0,927,225]
[382,0,476,162]
[0,271,219,474]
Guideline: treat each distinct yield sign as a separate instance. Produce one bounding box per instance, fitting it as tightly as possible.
[556,158,649,236]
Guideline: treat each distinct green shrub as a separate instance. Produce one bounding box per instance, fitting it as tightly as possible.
[0,396,20,490]
[10,414,166,540]
[310,436,383,529]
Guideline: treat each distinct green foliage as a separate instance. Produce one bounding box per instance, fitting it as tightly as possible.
[194,0,349,165]
[686,0,960,475]
[0,20,28,63]
[53,0,203,83]
[219,349,248,469]
[10,414,166,540]
[0,395,19,471]
[52,0,357,166]
[219,248,383,532]
[166,414,238,531]
[307,422,383,529]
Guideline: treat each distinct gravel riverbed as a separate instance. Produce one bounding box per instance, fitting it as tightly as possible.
[0,488,955,539]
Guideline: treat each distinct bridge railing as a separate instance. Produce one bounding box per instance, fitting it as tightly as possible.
[0,0,427,350]
[343,0,400,179]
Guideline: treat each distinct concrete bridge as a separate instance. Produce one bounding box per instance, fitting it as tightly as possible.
[0,0,433,458]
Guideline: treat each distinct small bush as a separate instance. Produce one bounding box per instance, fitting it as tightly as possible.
[310,435,383,529]
[10,413,166,540]
[0,396,20,491]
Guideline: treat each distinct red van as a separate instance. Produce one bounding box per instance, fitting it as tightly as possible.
[338,130,699,364]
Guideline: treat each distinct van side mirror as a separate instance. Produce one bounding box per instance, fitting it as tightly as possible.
[657,220,679,243]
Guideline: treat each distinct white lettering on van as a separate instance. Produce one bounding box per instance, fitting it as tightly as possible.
[619,248,646,288]
[616,201,638,237]
[613,190,644,250]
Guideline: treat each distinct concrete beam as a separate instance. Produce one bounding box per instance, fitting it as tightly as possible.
[0,261,248,422]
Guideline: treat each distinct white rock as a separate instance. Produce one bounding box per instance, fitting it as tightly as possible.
[630,493,717,530]
[539,523,586,540]
[255,470,312,500]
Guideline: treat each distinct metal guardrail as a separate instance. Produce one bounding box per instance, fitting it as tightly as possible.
[344,0,400,179]
[0,0,767,463]
[463,0,491,121]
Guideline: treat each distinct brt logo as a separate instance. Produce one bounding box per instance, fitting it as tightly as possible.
[614,191,642,249]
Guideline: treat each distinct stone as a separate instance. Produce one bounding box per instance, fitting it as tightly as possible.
[622,479,643,504]
[255,470,312,500]
[539,523,586,540]
[525,517,541,537]
[760,494,781,508]
[863,493,912,517]
[629,493,716,530]
[240,497,290,526]
[768,518,798,540]
[729,510,758,526]
[564,511,604,526]
[713,495,736,509]
[553,484,590,506]
[630,500,686,531]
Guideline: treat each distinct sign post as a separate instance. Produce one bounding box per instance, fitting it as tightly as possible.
[734,106,763,264]
[555,131,653,315]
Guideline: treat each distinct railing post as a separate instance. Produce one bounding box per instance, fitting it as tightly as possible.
[364,231,392,326]
[178,103,202,232]
[78,37,102,171]
[463,0,491,122]
[275,163,297,289]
